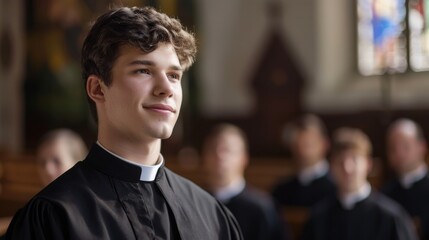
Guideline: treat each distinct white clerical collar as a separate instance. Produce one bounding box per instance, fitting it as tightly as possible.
[96,141,163,182]
[400,164,428,189]
[339,182,371,210]
[214,178,246,203]
[298,160,329,186]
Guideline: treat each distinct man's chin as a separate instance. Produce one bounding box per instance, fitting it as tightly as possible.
[160,134,173,140]
[157,129,174,140]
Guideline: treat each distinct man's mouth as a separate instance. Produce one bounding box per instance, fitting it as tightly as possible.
[143,104,176,113]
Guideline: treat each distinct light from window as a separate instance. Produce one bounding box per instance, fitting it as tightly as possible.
[409,0,429,71]
[357,0,407,75]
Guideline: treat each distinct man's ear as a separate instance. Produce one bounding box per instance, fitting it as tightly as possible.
[86,75,106,103]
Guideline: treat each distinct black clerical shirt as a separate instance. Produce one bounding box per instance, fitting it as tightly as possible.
[222,186,286,240]
[5,144,243,240]
[271,173,336,207]
[301,191,417,240]
[382,173,429,240]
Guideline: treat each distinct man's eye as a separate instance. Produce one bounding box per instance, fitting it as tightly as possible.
[135,69,150,74]
[169,73,181,80]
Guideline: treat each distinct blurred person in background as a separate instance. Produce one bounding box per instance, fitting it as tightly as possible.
[302,127,417,240]
[0,128,87,237]
[203,123,286,240]
[271,114,336,207]
[382,118,429,239]
[37,128,88,186]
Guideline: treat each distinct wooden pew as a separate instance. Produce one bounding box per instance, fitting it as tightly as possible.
[282,207,309,240]
[0,154,43,217]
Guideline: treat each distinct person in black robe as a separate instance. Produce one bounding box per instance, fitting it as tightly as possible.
[0,129,87,237]
[302,127,417,240]
[382,119,429,240]
[5,7,242,240]
[271,114,336,207]
[202,124,286,240]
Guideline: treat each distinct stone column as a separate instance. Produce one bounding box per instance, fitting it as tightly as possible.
[0,0,25,152]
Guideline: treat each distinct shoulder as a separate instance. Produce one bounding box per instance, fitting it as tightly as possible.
[163,168,243,239]
[309,196,337,218]
[380,179,400,195]
[163,167,214,199]
[162,167,223,211]
[368,192,408,218]
[6,195,67,238]
[162,167,234,211]
[271,175,298,193]
[414,174,429,189]
[34,161,113,206]
[37,162,87,198]
[234,187,280,222]
[237,187,275,208]
[312,173,336,188]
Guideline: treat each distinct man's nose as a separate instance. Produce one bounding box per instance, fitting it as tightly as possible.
[153,74,174,97]
[343,158,355,174]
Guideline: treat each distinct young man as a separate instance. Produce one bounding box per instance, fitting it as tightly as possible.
[202,124,286,240]
[36,129,88,186]
[301,128,417,240]
[382,119,429,240]
[271,114,336,207]
[6,7,242,239]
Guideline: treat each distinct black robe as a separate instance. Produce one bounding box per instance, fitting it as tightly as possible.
[382,175,429,240]
[223,186,287,240]
[301,191,417,240]
[271,173,336,207]
[5,144,243,240]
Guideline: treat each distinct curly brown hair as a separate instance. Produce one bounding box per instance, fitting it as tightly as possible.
[81,6,197,122]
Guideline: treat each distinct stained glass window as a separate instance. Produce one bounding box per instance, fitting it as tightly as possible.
[409,0,429,71]
[357,0,407,75]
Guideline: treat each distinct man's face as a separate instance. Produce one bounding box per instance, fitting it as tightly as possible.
[387,130,426,175]
[331,149,370,194]
[37,140,76,186]
[101,44,183,142]
[203,133,247,180]
[291,127,327,166]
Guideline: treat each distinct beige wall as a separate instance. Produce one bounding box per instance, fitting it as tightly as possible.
[197,0,429,117]
[197,0,316,117]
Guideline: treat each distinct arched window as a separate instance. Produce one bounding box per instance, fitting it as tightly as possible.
[357,0,429,75]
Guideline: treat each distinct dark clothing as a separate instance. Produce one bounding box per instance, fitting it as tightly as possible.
[382,175,429,240]
[224,186,286,240]
[6,144,243,240]
[271,174,336,207]
[301,191,418,240]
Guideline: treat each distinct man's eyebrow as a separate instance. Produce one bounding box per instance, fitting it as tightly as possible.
[170,65,183,71]
[128,60,155,66]
[128,60,182,71]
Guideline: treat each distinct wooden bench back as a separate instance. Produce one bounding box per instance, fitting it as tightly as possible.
[0,154,43,217]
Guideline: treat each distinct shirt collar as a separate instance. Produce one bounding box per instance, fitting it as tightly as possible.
[339,182,371,210]
[214,178,246,203]
[298,160,329,185]
[400,164,428,189]
[97,141,164,182]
